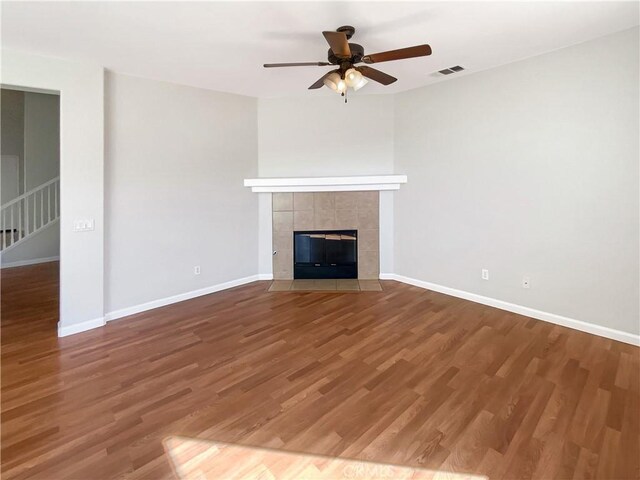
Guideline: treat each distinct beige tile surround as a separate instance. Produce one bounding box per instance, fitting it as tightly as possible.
[272,191,380,280]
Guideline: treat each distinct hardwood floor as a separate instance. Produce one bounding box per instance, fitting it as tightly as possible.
[2,262,638,479]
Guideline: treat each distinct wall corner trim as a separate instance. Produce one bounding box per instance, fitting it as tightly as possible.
[58,317,106,337]
[257,274,274,280]
[384,274,640,347]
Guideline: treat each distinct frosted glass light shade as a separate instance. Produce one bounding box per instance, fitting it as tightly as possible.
[344,68,363,88]
[353,76,368,91]
[323,72,342,91]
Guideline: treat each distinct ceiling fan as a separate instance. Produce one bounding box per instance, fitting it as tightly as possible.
[264,25,432,98]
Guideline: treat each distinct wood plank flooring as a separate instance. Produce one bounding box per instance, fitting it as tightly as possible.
[162,438,475,479]
[2,262,639,479]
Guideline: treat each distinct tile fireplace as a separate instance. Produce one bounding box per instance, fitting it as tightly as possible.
[272,191,379,280]
[244,174,407,282]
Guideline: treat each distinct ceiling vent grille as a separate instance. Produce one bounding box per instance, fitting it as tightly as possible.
[437,65,465,75]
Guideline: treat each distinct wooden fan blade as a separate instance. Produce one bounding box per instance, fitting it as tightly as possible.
[308,71,335,89]
[322,31,351,58]
[264,62,332,68]
[363,44,432,64]
[357,66,397,85]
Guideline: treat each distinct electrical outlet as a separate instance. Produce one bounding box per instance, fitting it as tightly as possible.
[194,266,201,275]
[522,276,530,289]
[481,269,489,280]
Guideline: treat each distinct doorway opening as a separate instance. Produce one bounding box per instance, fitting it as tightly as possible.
[1,87,61,334]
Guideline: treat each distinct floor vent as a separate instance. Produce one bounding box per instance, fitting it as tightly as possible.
[437,65,465,75]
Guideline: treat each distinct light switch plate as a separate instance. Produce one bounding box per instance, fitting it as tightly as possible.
[73,219,95,232]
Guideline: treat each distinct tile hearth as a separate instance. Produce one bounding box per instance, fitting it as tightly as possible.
[268,279,383,292]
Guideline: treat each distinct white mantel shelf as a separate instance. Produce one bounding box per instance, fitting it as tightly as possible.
[244,175,407,193]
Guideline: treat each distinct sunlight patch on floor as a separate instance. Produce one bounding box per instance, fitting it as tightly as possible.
[163,436,489,480]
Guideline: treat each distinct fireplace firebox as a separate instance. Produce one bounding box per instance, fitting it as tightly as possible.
[293,230,357,279]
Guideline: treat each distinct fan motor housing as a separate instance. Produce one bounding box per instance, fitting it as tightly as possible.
[336,25,356,39]
[327,43,364,66]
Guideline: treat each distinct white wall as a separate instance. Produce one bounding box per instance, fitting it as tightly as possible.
[394,27,639,336]
[1,154,20,204]
[1,49,104,335]
[257,193,273,277]
[1,89,25,200]
[104,72,259,315]
[24,91,60,190]
[258,95,394,177]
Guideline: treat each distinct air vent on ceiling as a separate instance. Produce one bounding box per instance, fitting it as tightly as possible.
[437,65,465,75]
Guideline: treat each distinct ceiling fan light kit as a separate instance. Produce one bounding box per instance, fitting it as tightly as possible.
[352,77,368,92]
[345,68,364,88]
[263,25,432,100]
[322,72,344,93]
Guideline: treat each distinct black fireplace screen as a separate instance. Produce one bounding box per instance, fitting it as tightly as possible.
[293,230,357,279]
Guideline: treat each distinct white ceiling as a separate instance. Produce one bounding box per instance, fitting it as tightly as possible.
[2,1,638,98]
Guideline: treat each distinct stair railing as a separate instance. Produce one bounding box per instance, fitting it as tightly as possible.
[0,176,60,251]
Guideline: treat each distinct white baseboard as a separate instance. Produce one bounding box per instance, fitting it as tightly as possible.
[104,274,264,323]
[58,275,264,337]
[58,316,106,337]
[58,272,640,346]
[382,273,640,347]
[1,255,60,269]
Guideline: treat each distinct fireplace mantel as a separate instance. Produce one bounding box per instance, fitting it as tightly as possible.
[244,175,407,193]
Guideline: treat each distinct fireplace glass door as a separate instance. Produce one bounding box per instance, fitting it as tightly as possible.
[293,230,357,279]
